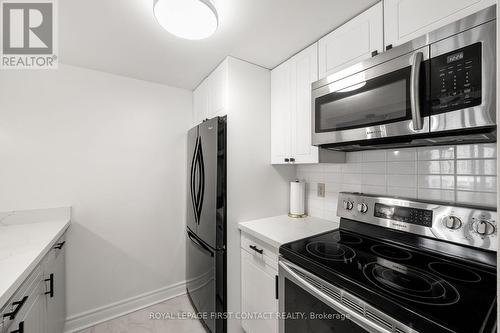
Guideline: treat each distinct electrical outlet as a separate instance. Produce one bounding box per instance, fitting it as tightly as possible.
[317,183,325,198]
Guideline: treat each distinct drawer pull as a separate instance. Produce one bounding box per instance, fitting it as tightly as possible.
[54,241,66,250]
[11,321,24,333]
[45,273,54,298]
[249,245,263,254]
[3,296,28,320]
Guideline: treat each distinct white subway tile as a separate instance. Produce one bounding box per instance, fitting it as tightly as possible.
[325,182,342,194]
[308,172,325,182]
[456,176,497,192]
[417,188,455,202]
[342,173,362,185]
[341,162,362,174]
[340,184,362,192]
[387,148,417,161]
[417,146,455,160]
[323,163,342,173]
[361,162,386,174]
[324,173,342,184]
[387,161,417,174]
[308,207,325,219]
[362,185,387,195]
[456,159,496,176]
[387,186,417,198]
[456,143,496,159]
[363,150,386,162]
[347,151,363,163]
[418,161,454,174]
[456,191,497,207]
[387,174,417,187]
[297,164,321,174]
[323,209,340,222]
[325,192,340,210]
[307,197,324,211]
[418,175,455,189]
[362,174,386,186]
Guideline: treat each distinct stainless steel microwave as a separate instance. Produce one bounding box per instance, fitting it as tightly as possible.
[312,6,496,151]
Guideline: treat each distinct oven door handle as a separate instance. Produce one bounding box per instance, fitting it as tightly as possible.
[279,260,396,333]
[410,51,424,131]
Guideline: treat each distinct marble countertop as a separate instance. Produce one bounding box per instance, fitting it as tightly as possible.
[0,207,71,308]
[238,215,339,248]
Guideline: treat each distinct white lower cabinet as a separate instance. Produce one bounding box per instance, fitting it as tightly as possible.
[240,233,278,333]
[44,235,66,333]
[0,234,66,333]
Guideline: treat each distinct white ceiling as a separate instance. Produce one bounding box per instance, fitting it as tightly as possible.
[59,0,378,90]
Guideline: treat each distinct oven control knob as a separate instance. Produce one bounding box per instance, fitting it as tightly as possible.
[443,216,462,230]
[357,203,368,214]
[343,200,354,210]
[475,220,495,236]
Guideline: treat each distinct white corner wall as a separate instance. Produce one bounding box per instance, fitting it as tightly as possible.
[225,57,296,333]
[0,64,193,331]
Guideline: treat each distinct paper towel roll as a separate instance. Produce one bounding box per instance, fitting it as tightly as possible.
[289,180,306,218]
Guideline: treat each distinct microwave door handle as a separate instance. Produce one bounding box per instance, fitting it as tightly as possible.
[410,51,424,130]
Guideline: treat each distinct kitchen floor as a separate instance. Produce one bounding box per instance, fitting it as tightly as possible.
[78,294,206,333]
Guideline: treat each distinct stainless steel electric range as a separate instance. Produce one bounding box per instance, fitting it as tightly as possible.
[279,192,497,333]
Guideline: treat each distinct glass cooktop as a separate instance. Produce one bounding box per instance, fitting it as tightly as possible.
[279,229,497,333]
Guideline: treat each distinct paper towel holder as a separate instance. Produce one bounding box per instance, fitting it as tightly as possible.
[289,179,307,218]
[288,213,307,218]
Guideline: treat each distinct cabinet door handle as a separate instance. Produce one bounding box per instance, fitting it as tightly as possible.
[249,245,263,254]
[284,158,290,163]
[45,273,54,298]
[10,321,23,333]
[3,296,28,320]
[290,158,295,163]
[54,241,66,250]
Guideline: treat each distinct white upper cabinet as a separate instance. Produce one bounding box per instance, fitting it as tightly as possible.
[384,0,496,48]
[271,59,292,164]
[291,45,319,164]
[271,43,318,164]
[193,60,228,126]
[318,2,383,79]
[193,79,209,125]
[207,60,228,119]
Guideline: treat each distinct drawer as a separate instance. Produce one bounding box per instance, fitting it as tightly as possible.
[1,265,42,332]
[241,232,278,270]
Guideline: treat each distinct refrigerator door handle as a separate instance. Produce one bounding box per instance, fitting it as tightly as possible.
[193,137,204,225]
[197,137,205,223]
[190,137,199,224]
[187,230,214,257]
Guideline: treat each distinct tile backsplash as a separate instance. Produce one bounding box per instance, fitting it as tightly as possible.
[296,143,497,222]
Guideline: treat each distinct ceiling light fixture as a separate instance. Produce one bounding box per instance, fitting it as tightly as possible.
[153,0,218,40]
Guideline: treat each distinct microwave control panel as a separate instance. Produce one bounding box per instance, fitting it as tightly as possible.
[430,42,482,114]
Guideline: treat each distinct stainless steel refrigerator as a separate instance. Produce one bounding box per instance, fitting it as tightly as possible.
[186,116,226,333]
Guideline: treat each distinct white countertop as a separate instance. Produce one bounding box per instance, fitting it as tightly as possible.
[238,215,339,248]
[0,207,71,308]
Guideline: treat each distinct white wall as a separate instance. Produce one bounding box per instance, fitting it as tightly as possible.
[225,57,295,333]
[297,144,497,221]
[0,65,192,331]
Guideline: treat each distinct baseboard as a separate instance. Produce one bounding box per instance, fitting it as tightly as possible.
[64,281,187,333]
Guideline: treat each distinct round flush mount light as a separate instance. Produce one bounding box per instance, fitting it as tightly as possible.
[153,0,218,40]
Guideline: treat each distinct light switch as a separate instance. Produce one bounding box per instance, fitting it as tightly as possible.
[317,183,325,198]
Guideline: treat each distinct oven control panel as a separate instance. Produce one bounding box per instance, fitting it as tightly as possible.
[337,192,497,251]
[430,42,482,114]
